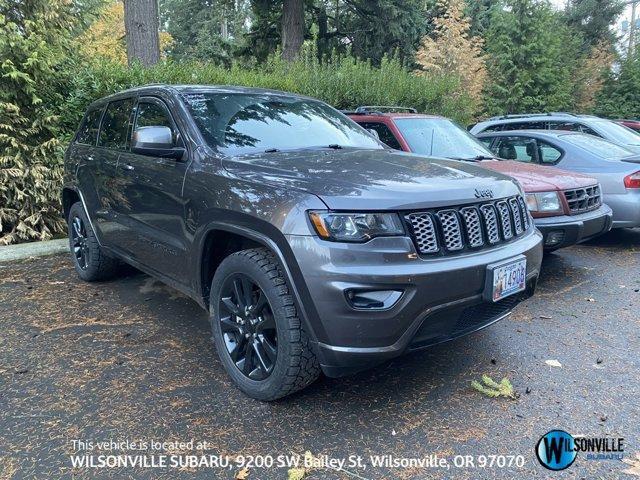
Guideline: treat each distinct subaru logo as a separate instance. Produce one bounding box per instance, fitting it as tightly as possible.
[474,188,494,199]
[536,430,577,471]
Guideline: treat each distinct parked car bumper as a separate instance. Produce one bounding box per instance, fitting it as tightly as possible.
[286,229,543,377]
[534,204,613,250]
[603,190,640,228]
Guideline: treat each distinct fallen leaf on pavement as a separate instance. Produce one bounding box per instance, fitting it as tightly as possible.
[622,452,640,476]
[471,375,517,399]
[288,468,306,480]
[235,467,249,480]
[545,359,562,368]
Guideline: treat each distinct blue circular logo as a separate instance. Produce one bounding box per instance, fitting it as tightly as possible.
[536,430,577,471]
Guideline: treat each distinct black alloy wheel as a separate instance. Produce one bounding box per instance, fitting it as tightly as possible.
[218,273,278,381]
[71,215,90,270]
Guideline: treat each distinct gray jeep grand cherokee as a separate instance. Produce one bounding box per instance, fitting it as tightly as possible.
[62,85,543,400]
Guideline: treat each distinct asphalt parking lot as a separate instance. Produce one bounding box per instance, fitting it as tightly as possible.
[1,229,639,479]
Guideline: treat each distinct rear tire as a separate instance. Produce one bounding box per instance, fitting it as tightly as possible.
[67,202,120,281]
[210,247,320,401]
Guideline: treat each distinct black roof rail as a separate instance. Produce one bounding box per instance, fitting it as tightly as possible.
[353,106,418,115]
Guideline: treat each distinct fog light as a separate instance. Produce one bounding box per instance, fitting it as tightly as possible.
[545,231,565,247]
[345,289,403,310]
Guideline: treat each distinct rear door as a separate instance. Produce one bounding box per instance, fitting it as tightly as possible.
[75,99,135,247]
[114,96,190,283]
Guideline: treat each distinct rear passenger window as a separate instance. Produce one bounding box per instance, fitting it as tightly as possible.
[358,122,402,150]
[538,141,562,163]
[76,108,103,145]
[98,98,134,150]
[494,137,538,162]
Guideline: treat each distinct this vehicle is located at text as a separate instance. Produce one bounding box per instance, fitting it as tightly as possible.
[63,85,543,400]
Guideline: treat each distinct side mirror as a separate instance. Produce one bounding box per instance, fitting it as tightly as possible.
[131,126,185,159]
[367,128,380,140]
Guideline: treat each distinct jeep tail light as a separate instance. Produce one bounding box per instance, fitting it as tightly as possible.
[624,171,640,188]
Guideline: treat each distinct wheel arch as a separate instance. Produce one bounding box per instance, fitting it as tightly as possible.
[62,187,80,221]
[196,222,325,351]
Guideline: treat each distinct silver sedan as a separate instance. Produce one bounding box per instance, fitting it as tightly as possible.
[477,130,640,228]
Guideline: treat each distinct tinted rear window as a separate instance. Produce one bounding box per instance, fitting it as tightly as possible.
[76,108,103,145]
[98,98,134,150]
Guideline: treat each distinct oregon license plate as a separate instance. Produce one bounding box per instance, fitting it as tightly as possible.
[488,257,527,302]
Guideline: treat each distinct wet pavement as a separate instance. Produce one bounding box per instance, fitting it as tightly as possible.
[0,229,639,479]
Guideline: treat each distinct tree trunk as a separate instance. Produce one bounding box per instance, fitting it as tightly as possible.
[123,0,161,67]
[282,0,304,61]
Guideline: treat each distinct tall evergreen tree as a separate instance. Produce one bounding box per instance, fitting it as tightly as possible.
[596,53,640,118]
[160,0,250,65]
[465,0,500,37]
[484,0,578,115]
[565,0,624,50]
[0,0,76,243]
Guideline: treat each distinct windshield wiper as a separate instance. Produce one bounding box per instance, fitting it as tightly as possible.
[473,155,495,161]
[326,144,343,149]
[450,156,479,162]
[264,148,280,153]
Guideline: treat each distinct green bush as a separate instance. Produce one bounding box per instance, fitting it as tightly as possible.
[0,0,75,245]
[62,51,474,138]
[3,45,474,244]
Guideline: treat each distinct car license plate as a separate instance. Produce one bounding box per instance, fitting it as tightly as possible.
[488,257,527,302]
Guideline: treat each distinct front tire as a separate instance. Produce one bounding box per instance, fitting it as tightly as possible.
[210,248,320,401]
[67,202,120,281]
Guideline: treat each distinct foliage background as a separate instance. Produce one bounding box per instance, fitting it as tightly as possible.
[1,0,639,244]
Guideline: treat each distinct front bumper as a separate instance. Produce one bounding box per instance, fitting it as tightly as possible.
[534,204,613,250]
[286,229,543,377]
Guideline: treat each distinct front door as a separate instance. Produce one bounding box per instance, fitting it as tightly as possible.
[114,96,190,284]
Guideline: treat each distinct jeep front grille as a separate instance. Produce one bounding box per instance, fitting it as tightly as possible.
[405,195,530,255]
[563,185,601,214]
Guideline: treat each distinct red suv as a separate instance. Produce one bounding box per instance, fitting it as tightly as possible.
[347,107,613,251]
[616,119,640,133]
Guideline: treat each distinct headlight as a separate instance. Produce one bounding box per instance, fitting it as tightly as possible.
[525,192,562,213]
[308,211,404,242]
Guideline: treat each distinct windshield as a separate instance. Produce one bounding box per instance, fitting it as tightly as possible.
[560,133,634,159]
[182,92,382,155]
[394,117,494,159]
[591,120,640,145]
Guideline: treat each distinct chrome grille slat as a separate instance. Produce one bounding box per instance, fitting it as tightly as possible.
[406,212,439,253]
[436,210,464,251]
[508,198,523,235]
[517,196,530,229]
[563,185,602,214]
[496,201,513,240]
[479,204,500,244]
[405,195,528,256]
[460,207,484,248]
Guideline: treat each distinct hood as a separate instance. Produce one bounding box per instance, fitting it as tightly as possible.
[478,159,599,192]
[223,148,521,210]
